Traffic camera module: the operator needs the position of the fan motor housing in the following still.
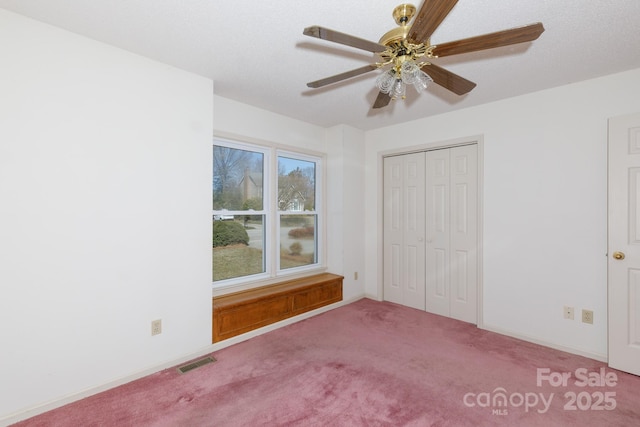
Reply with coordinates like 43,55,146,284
379,4,428,47
379,26,410,46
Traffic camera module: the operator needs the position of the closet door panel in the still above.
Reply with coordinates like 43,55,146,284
450,145,478,323
383,153,426,309
426,149,450,316
383,157,404,305
403,154,426,309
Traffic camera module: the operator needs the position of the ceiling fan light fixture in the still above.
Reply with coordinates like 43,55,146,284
375,69,406,100
375,69,397,94
400,60,419,83
391,78,406,99
413,70,433,93
375,60,433,99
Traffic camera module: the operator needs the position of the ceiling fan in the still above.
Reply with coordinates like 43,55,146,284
303,0,544,109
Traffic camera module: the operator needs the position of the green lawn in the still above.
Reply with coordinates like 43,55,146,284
213,245,312,281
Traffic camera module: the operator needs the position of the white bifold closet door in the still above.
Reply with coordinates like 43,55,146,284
383,144,478,323
383,152,426,310
425,145,477,323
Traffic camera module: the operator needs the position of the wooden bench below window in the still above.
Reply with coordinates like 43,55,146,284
212,273,343,343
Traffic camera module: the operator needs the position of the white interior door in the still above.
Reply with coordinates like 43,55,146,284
426,145,478,323
608,111,640,376
383,153,426,310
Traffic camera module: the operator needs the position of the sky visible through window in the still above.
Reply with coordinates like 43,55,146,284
279,157,312,175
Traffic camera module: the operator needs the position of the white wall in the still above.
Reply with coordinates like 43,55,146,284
326,125,366,301
0,10,213,421
213,96,326,151
365,67,640,360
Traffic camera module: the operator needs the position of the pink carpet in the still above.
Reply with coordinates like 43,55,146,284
14,298,640,426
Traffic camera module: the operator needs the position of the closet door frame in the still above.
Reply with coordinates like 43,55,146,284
378,135,484,328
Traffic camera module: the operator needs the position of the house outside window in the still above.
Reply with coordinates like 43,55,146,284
213,138,323,287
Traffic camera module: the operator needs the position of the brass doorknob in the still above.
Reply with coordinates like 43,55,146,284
613,251,625,260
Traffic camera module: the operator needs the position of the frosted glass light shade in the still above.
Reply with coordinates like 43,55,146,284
375,70,396,94
413,70,433,93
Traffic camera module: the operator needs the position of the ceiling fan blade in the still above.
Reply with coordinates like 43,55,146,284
423,62,476,95
303,26,387,53
307,64,378,88
432,23,544,58
408,0,459,44
372,91,392,109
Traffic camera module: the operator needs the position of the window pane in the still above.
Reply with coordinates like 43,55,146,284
278,156,315,211
213,215,265,281
213,145,263,211
280,215,316,270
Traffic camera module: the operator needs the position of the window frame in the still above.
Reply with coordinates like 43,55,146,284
212,136,326,291
276,149,322,274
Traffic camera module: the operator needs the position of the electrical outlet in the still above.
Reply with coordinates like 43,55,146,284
354,272,358,280
563,306,574,320
582,310,594,324
151,319,162,336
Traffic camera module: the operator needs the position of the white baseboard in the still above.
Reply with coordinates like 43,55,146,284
1,295,365,427
479,323,608,363
364,293,383,301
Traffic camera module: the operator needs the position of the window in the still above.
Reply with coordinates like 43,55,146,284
213,138,322,286
278,154,318,271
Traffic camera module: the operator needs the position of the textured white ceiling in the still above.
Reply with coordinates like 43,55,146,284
2,0,640,130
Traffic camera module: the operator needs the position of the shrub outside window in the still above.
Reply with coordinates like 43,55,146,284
212,143,267,282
